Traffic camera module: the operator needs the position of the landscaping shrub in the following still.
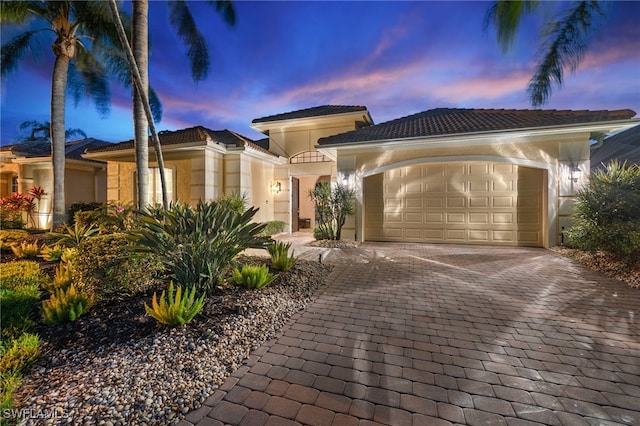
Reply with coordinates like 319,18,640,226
268,241,296,271
131,199,269,293
42,284,94,324
566,161,640,263
144,282,205,326
0,229,29,251
50,221,100,247
232,264,278,289
260,220,285,236
67,201,102,226
0,333,40,375
308,182,355,240
10,241,41,259
42,260,74,293
0,260,47,291
73,233,162,302
39,243,66,262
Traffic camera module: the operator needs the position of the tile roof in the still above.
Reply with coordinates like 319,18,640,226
252,105,368,124
318,108,637,145
85,126,277,157
590,124,640,169
1,138,112,160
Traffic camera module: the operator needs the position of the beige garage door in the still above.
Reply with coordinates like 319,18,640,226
364,162,544,246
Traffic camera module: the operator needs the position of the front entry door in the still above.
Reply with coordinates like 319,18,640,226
291,177,299,232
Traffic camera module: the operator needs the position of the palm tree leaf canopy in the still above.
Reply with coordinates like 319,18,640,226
528,1,605,106
167,0,210,82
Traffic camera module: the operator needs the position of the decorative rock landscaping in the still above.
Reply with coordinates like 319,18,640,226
14,260,332,425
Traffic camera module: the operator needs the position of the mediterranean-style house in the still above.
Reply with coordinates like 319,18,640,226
0,138,110,229
83,105,638,248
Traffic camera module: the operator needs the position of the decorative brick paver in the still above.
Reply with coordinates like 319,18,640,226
190,242,640,426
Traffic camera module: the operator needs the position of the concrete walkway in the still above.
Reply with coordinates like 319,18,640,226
183,240,640,426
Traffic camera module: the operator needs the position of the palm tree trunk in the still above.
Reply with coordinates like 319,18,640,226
133,0,149,208
50,52,70,230
107,0,168,208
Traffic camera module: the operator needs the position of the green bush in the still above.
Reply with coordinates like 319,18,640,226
144,282,205,326
39,243,66,262
0,229,29,251
42,284,94,324
232,264,278,289
268,241,296,271
10,241,41,259
566,161,640,263
49,221,100,247
131,199,269,293
67,201,102,226
73,233,162,302
313,221,337,240
260,220,285,236
0,333,40,375
308,182,355,240
0,261,43,339
0,261,46,291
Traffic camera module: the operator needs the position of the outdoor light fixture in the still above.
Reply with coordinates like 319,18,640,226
569,165,581,182
270,181,281,194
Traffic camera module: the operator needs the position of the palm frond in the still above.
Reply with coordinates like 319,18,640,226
484,0,539,52
0,1,33,24
149,86,163,123
528,1,605,106
65,128,87,140
167,0,210,82
209,0,237,26
1,30,42,76
71,45,111,117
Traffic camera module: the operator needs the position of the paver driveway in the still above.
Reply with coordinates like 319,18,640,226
182,243,640,426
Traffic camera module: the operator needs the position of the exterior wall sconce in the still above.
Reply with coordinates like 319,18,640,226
569,165,581,182
270,181,281,194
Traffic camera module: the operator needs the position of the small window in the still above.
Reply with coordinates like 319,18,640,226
11,176,18,193
290,151,332,164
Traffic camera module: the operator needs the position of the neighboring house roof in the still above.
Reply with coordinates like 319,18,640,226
85,126,277,157
252,105,368,124
590,124,640,169
317,108,637,145
0,138,112,161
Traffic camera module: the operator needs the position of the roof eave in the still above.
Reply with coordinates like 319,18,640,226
316,119,640,151
251,110,373,134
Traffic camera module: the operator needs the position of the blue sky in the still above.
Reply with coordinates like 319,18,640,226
1,1,639,144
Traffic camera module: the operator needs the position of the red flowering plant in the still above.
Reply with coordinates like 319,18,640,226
0,192,33,228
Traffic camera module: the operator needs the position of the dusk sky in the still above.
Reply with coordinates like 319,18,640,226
1,1,639,145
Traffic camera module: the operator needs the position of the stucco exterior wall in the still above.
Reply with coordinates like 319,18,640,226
268,124,358,158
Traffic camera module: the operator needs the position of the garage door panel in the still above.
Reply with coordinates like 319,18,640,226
446,229,466,241
426,213,444,223
405,212,423,223
469,213,489,224
469,197,489,208
493,197,513,208
406,198,423,208
447,197,466,208
469,230,490,242
365,162,544,247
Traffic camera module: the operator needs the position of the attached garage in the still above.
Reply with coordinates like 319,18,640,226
364,161,545,247
317,108,638,247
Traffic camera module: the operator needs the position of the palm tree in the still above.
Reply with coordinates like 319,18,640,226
129,0,236,209
18,120,87,142
486,1,607,106
1,1,121,229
